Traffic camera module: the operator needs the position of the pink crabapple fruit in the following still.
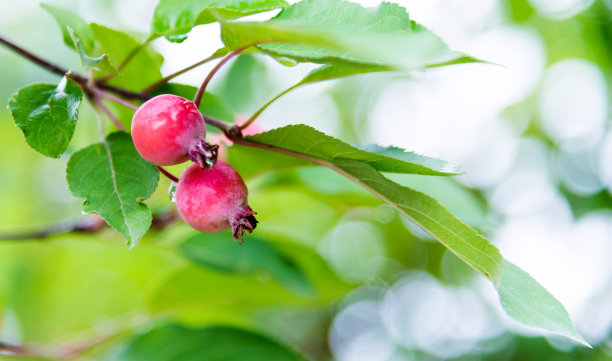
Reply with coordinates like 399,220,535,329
175,161,257,242
131,94,218,168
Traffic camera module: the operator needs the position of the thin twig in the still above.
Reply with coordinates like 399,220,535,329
92,87,139,111
98,35,155,83
142,53,220,94
241,83,300,130
0,35,72,78
193,46,251,108
93,96,126,131
157,166,179,183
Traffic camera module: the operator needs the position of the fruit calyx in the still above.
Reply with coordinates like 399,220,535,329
230,205,258,244
188,138,219,169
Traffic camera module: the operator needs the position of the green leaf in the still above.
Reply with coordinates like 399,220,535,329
245,125,503,283
334,159,502,283
152,0,289,42
66,132,159,248
179,232,313,295
41,3,94,52
109,323,306,361
221,0,468,69
7,76,82,158
90,24,163,91
498,261,589,346
248,125,459,176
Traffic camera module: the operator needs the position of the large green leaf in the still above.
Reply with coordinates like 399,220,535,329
109,324,306,361
41,3,94,51
91,24,163,91
498,261,589,346
152,0,289,42
244,125,502,283
243,125,588,343
221,0,466,69
7,76,82,158
66,132,159,248
179,232,313,295
248,124,459,176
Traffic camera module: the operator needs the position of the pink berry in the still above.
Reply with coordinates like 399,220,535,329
131,94,217,168
175,161,257,242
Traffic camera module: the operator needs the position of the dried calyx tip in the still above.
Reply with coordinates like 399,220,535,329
189,139,219,169
231,206,258,244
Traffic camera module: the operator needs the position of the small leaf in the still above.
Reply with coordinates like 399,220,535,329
245,125,503,283
7,76,82,158
498,261,589,346
152,0,289,42
68,27,118,75
41,3,94,52
108,323,306,361
221,0,471,70
179,232,313,295
248,124,459,176
66,132,159,248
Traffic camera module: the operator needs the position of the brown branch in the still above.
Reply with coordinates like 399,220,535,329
0,211,177,241
0,35,152,102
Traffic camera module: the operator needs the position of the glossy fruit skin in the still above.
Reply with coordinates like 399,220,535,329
175,161,257,240
131,94,205,166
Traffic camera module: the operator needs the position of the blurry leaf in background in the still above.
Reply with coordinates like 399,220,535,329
7,76,82,158
66,132,159,248
179,232,313,296
498,261,589,346
152,0,289,42
109,323,306,361
212,54,274,115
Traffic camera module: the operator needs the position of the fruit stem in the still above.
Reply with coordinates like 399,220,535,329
188,139,219,169
157,166,179,183
231,205,258,244
193,45,252,109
